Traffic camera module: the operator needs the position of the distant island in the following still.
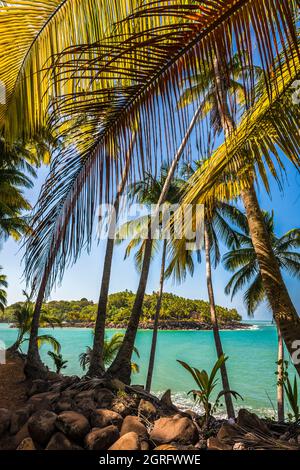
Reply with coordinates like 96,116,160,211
1,291,250,330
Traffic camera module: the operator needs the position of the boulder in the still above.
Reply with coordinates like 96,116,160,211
217,423,243,443
138,400,157,419
90,409,123,430
85,425,120,450
28,392,60,411
233,442,247,451
121,416,148,439
0,409,12,437
75,399,96,417
28,410,57,446
207,437,232,451
13,422,30,449
75,390,95,401
56,411,90,442
111,398,137,417
237,409,271,435
150,415,198,445
94,388,115,408
54,400,73,413
109,432,142,451
10,405,34,435
28,379,49,397
17,438,36,451
46,432,83,450
154,444,179,451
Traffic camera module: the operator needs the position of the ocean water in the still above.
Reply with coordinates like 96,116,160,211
0,322,285,418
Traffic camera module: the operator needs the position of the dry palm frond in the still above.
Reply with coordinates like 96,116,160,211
24,1,299,295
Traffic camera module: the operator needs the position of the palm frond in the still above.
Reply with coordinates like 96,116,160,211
37,334,61,354
22,1,299,300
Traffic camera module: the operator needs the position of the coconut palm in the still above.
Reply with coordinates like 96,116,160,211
223,212,300,421
8,291,61,354
168,167,248,419
80,333,140,374
14,2,299,379
113,165,184,389
0,266,7,312
47,351,68,374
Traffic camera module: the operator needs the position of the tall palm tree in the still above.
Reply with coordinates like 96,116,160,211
223,212,300,421
0,266,7,312
87,133,136,378
114,165,184,389
17,2,299,380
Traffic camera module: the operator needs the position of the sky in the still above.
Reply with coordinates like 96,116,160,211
2,157,300,321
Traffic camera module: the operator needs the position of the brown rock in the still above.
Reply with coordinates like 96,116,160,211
109,432,141,451
0,408,11,437
121,415,148,439
90,409,123,430
28,410,57,446
237,409,271,435
28,379,49,397
85,425,120,450
75,390,95,401
150,415,198,445
46,432,83,450
56,411,90,442
28,392,59,411
207,437,232,451
94,388,115,408
217,423,243,443
54,400,73,413
13,422,30,448
138,400,157,419
154,444,179,450
233,442,247,451
10,405,34,435
76,399,96,417
17,438,36,451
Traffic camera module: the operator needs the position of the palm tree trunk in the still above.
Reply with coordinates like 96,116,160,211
146,239,167,392
204,221,235,419
107,102,204,384
87,134,136,377
24,273,49,379
277,326,285,422
241,186,300,377
213,55,300,377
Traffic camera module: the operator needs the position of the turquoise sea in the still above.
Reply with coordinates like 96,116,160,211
0,322,285,418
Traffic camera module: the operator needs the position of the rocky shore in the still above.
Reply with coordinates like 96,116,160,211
7,320,252,330
0,355,299,451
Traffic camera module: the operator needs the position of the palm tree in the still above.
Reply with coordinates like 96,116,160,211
0,266,7,312
80,333,140,374
8,291,61,355
223,211,300,420
0,139,34,244
114,165,184,390
87,133,136,378
15,2,299,379
47,351,68,374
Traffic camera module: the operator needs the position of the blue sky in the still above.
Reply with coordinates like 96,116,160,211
2,157,300,321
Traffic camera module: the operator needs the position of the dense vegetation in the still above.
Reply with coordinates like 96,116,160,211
1,291,241,325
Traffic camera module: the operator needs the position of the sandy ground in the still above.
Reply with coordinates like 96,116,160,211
0,352,27,410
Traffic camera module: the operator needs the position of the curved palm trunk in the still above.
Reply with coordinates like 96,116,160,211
277,326,285,422
241,186,300,377
146,239,167,392
88,135,136,377
108,103,204,384
204,221,235,419
24,272,49,378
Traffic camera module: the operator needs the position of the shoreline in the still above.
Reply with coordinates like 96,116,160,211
3,320,253,331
